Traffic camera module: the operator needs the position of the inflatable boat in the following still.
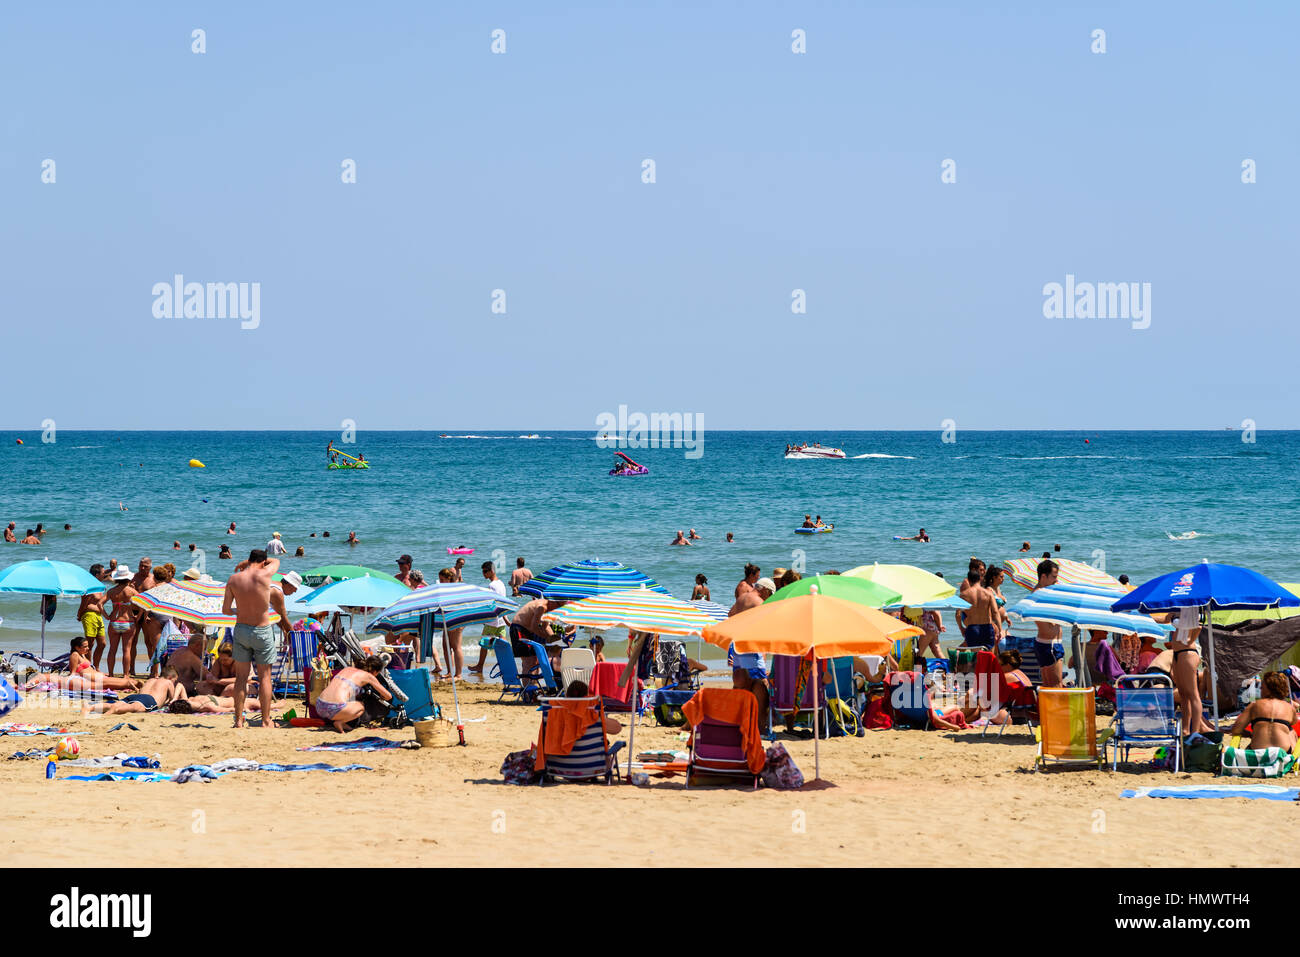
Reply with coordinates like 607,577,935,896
609,451,648,476
795,525,834,534
447,546,474,555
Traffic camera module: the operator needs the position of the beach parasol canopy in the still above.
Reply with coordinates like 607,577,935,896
701,592,922,780
687,599,731,622
1003,557,1123,591
517,560,668,600
133,577,282,629
301,565,400,587
842,563,955,606
368,582,518,633
1213,584,1300,627
766,574,902,609
1111,561,1300,723
0,559,117,656
1111,562,1300,614
296,576,411,612
543,589,718,637
1011,583,1170,638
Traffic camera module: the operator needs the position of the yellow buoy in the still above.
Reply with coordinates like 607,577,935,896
189,459,205,468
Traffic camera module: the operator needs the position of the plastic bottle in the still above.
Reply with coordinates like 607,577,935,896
45,760,56,780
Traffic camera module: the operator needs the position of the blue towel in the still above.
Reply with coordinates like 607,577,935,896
297,736,407,752
61,770,173,782
1122,784,1299,801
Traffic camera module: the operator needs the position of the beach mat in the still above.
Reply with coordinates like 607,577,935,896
297,735,414,752
60,770,173,782
1121,784,1299,801
0,723,82,736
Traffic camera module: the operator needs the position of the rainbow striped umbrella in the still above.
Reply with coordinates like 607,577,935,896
1002,557,1124,591
132,578,281,628
518,560,668,600
543,589,717,637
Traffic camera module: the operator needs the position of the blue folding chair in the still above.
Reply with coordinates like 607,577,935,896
521,640,561,695
888,670,935,729
488,637,531,702
1107,674,1181,772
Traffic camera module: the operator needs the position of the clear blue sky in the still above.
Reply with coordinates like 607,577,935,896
1,2,1295,430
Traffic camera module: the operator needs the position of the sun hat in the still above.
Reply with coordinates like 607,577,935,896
182,567,202,580
112,566,132,581
755,577,776,593
280,570,303,589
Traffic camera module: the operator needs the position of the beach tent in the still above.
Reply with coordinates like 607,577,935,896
1113,561,1300,721
701,590,922,780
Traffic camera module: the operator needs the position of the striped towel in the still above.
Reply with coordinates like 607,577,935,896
1221,746,1299,778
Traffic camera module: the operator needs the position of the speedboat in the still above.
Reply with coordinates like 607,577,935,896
784,445,845,459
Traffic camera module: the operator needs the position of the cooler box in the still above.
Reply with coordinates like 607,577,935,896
389,667,435,721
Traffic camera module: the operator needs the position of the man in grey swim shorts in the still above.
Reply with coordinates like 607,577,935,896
222,549,292,728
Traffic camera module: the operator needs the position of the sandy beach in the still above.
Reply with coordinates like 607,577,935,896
4,679,1290,868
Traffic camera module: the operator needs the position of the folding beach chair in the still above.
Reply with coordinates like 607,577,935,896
887,670,936,730
768,654,828,738
1107,674,1181,772
973,651,1038,738
1032,687,1112,770
684,688,764,789
521,640,561,695
559,647,596,693
488,637,532,703
536,696,624,785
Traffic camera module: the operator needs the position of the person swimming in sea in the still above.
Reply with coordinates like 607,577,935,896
670,530,690,546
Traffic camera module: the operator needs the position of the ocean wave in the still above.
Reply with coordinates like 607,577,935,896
1004,455,1117,460
1166,531,1205,540
851,453,916,459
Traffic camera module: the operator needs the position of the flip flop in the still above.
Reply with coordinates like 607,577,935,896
107,723,140,733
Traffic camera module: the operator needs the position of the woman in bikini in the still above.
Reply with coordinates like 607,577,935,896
1169,607,1215,734
105,567,140,678
1229,671,1297,750
24,637,140,692
314,656,391,732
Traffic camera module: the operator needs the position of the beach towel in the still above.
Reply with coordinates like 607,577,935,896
1220,745,1299,778
60,770,173,783
534,699,602,770
0,723,75,736
25,683,118,701
60,754,160,769
296,736,417,752
1122,784,1299,801
249,763,373,773
589,661,635,707
174,766,223,783
682,687,765,773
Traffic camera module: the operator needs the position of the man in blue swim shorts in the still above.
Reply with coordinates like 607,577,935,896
960,568,1002,649
1031,559,1064,686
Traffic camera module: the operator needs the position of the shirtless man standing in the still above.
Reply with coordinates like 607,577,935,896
77,564,109,670
729,577,773,616
960,569,1001,650
509,557,532,596
122,558,156,678
223,549,292,728
1032,559,1064,687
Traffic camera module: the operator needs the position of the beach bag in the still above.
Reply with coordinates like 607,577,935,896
501,747,539,785
825,697,861,737
1183,731,1224,773
761,742,804,789
863,692,893,730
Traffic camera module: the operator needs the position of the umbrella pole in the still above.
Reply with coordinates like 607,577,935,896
442,619,465,746
1070,625,1085,687
627,697,637,781
40,603,47,660
1204,605,1220,726
812,653,820,781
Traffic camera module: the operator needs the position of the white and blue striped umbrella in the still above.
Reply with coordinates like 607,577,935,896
1009,583,1169,638
518,559,668,600
688,599,731,622
368,582,518,633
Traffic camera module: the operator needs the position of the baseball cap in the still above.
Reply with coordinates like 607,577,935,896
755,577,776,593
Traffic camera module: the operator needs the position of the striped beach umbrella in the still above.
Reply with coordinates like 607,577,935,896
1009,583,1168,639
132,578,281,628
518,560,668,600
369,582,518,633
1003,557,1124,591
688,599,731,622
544,589,718,637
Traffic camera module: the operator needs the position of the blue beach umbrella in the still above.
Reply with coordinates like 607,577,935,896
296,576,411,612
518,560,669,600
369,582,520,745
0,559,109,657
1111,561,1300,721
1012,583,1169,638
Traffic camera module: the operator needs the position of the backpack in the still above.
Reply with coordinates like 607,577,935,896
761,742,804,789
825,697,862,737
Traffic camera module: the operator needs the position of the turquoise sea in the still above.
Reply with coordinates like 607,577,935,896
0,429,1294,655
